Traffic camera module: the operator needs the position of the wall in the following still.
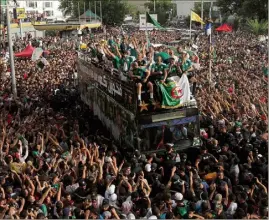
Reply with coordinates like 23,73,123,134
173,0,217,17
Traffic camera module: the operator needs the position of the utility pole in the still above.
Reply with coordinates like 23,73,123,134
6,2,17,97
208,4,212,84
154,0,156,12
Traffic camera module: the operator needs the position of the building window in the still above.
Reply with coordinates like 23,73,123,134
44,2,52,8
27,1,37,8
45,10,54,16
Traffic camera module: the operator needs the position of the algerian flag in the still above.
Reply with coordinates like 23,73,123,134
158,75,191,109
146,12,164,29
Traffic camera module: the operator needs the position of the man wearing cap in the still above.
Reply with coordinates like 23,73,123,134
173,192,188,219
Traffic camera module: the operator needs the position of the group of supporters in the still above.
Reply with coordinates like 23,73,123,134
85,32,198,106
0,26,267,220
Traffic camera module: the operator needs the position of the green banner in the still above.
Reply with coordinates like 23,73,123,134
146,12,164,30
158,81,181,109
1,0,7,6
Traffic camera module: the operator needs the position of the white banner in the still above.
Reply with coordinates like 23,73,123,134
31,48,43,61
169,74,191,103
139,14,158,30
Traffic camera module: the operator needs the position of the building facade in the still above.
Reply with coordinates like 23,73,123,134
16,0,63,19
173,0,217,17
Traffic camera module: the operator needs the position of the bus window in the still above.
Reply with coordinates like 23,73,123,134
139,120,199,152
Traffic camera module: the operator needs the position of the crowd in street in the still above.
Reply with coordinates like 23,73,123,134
0,27,267,219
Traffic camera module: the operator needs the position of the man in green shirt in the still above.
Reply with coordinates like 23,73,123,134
179,51,193,76
151,56,168,84
120,50,135,73
167,58,182,78
129,62,153,106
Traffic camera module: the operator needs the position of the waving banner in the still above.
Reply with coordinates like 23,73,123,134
31,47,43,61
158,74,191,109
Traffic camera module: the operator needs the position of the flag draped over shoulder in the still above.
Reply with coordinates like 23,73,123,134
146,12,164,29
191,11,205,24
158,75,191,109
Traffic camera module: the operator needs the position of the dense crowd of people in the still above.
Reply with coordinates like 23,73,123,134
0,26,268,219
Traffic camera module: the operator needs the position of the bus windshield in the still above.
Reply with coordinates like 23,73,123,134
139,118,200,152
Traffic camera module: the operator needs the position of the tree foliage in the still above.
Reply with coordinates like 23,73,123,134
144,0,177,25
246,19,268,36
59,0,129,25
217,0,268,21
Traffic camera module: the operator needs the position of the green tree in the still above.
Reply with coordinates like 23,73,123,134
217,0,268,21
144,0,176,25
59,0,129,25
193,2,210,20
246,18,268,35
125,3,139,21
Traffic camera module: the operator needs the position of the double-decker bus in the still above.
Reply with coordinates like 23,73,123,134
77,53,201,154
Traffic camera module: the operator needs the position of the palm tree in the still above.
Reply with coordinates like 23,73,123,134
246,18,268,36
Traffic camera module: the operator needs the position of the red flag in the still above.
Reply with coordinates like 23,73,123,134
260,97,267,103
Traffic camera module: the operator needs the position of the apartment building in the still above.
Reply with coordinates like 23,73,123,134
173,0,217,17
17,0,63,19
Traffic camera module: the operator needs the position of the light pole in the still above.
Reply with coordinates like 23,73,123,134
6,2,17,97
153,0,155,12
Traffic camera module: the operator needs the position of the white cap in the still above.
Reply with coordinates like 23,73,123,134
105,156,112,163
145,164,151,172
174,192,183,201
148,216,158,219
128,213,136,219
110,193,117,202
107,184,115,194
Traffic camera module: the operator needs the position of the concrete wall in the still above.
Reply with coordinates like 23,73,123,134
10,26,44,38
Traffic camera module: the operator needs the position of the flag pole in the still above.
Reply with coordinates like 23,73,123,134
78,2,80,23
208,5,212,84
83,2,86,22
146,11,149,50
89,2,91,22
6,3,17,98
189,11,192,40
201,0,204,29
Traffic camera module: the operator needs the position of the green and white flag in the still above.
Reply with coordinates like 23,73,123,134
158,75,191,109
146,12,164,30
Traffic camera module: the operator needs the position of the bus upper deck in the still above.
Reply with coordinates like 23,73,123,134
77,52,201,152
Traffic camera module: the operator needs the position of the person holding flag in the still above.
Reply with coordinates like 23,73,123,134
190,11,204,39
